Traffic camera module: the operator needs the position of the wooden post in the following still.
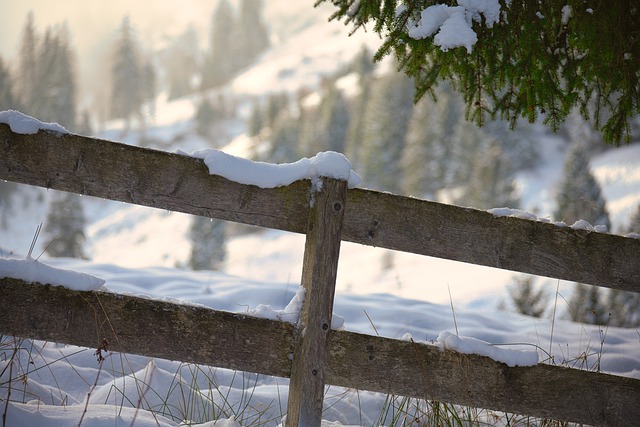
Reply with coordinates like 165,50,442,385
286,178,348,427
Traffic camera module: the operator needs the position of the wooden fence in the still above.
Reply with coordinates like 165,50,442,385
1,123,639,426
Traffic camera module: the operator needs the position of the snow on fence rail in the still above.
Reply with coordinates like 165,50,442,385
1,123,640,426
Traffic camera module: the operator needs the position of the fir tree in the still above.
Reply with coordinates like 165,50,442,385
164,25,201,100
110,16,145,131
44,191,87,259
189,216,227,271
34,25,77,128
313,81,350,154
360,71,415,193
569,284,609,326
0,56,19,111
195,97,216,137
247,98,264,137
266,112,302,163
17,12,38,115
201,0,236,89
460,139,520,210
508,276,548,318
234,0,270,71
319,0,640,145
554,141,610,227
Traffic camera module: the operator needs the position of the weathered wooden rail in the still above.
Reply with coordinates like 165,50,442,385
1,123,640,426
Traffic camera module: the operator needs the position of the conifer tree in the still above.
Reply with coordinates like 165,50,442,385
17,12,38,115
313,81,350,154
201,0,236,89
569,284,609,326
318,0,640,145
44,191,87,259
554,141,610,227
344,48,376,168
234,0,270,70
195,97,216,137
0,56,19,111
189,216,227,271
265,112,302,163
110,16,145,131
508,276,548,318
360,71,415,193
34,25,77,129
164,25,200,100
460,139,520,209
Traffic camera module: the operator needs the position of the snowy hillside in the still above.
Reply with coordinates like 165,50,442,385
2,1,640,424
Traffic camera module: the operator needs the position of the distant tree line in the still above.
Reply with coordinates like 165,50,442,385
246,46,537,209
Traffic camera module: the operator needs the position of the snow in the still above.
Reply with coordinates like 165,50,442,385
0,256,105,291
436,331,539,367
561,5,572,24
2,259,639,426
408,0,500,53
2,0,640,424
0,110,68,135
183,149,362,189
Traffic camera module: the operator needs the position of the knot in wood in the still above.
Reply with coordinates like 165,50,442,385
333,201,342,213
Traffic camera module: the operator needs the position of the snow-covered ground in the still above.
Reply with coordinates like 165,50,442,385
2,1,640,425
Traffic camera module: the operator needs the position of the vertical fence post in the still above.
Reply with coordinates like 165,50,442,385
286,178,348,427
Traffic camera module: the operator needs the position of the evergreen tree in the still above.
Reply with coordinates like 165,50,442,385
234,0,270,70
569,284,609,325
360,72,415,193
554,141,610,227
508,276,548,318
164,25,201,100
195,97,216,137
0,56,19,110
201,0,236,89
110,16,145,131
313,81,350,154
343,46,377,169
265,112,302,163
17,12,38,115
189,216,227,271
320,0,640,144
459,139,520,209
247,98,264,137
400,85,460,197
34,25,77,128
44,191,87,259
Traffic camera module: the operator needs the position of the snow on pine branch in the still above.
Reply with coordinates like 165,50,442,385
404,0,501,53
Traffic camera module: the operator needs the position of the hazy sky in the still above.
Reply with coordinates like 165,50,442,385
0,0,217,63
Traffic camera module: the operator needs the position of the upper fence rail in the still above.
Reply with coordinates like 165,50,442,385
2,123,639,292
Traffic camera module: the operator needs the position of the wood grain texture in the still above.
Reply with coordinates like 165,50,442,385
343,188,640,292
0,278,294,377
0,124,309,233
326,329,640,427
1,125,639,291
1,278,639,426
286,178,348,427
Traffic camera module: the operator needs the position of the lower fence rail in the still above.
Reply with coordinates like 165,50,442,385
1,278,638,426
